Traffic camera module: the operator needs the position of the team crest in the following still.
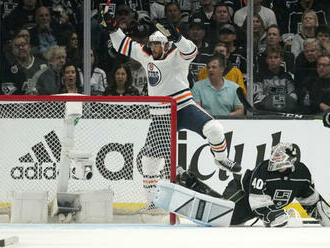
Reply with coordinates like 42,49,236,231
11,65,18,74
273,189,292,207
147,63,162,86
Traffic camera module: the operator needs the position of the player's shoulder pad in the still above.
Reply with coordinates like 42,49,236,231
292,161,312,180
252,160,270,177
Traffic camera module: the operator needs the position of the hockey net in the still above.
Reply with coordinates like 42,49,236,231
0,95,177,223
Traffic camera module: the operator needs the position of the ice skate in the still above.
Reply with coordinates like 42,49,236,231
215,157,241,173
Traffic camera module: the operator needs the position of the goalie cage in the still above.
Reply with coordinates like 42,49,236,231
0,95,177,224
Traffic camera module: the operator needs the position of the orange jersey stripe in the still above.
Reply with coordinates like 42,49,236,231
174,92,192,102
143,179,159,184
180,49,198,59
211,141,227,150
122,37,131,55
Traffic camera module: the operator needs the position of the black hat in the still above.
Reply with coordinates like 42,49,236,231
219,24,236,34
189,18,206,30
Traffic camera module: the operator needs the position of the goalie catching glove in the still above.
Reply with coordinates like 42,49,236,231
155,20,182,42
323,109,330,128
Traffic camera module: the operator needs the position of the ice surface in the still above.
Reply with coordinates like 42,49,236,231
0,220,328,248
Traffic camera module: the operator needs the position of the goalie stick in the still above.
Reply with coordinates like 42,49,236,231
0,236,19,247
236,87,306,119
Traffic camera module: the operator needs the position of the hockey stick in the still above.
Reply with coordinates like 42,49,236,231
104,0,111,14
0,236,19,247
100,0,111,28
236,87,305,119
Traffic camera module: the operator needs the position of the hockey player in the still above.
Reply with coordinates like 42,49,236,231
177,142,330,227
103,13,241,207
323,109,330,128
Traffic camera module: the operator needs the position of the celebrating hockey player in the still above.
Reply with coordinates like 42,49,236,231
176,142,330,227
103,11,241,208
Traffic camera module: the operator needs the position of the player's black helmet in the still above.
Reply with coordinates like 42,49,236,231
268,143,298,171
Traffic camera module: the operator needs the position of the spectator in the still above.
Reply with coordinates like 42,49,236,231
29,6,68,57
291,10,319,59
189,0,215,27
161,2,189,36
294,38,321,110
242,13,267,54
309,54,330,113
197,42,247,95
316,24,330,55
90,49,108,96
0,34,47,95
192,54,244,117
233,0,277,29
218,24,247,73
177,0,199,22
35,45,67,95
126,59,148,96
206,2,245,48
61,62,82,94
186,18,210,54
2,0,38,41
284,0,328,35
150,0,171,21
3,28,32,62
254,46,298,113
256,25,295,75
63,30,81,66
105,64,140,96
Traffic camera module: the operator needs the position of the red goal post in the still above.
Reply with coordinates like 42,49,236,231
0,95,177,224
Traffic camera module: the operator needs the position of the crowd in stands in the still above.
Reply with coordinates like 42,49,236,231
0,0,330,117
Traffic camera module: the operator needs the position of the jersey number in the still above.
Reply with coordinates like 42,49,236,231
252,178,264,190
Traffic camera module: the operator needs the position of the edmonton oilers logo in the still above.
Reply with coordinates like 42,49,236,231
147,63,162,86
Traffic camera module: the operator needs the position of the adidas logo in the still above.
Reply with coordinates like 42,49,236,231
10,131,61,180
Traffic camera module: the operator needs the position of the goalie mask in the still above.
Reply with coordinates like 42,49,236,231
268,143,298,172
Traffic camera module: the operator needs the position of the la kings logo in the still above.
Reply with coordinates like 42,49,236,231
11,131,60,180
273,190,292,207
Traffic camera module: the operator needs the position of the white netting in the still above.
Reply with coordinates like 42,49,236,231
0,97,176,214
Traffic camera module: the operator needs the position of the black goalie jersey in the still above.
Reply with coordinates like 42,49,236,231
230,160,318,225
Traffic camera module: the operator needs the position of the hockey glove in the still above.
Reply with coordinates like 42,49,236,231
155,20,182,42
101,12,118,33
322,109,330,128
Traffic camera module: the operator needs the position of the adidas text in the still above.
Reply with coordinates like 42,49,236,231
11,162,56,180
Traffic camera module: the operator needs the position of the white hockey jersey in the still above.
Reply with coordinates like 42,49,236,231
110,28,198,110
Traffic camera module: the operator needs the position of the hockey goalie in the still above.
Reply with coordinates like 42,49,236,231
154,142,330,227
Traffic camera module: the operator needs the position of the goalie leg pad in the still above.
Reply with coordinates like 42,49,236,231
154,181,234,226
315,200,330,227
